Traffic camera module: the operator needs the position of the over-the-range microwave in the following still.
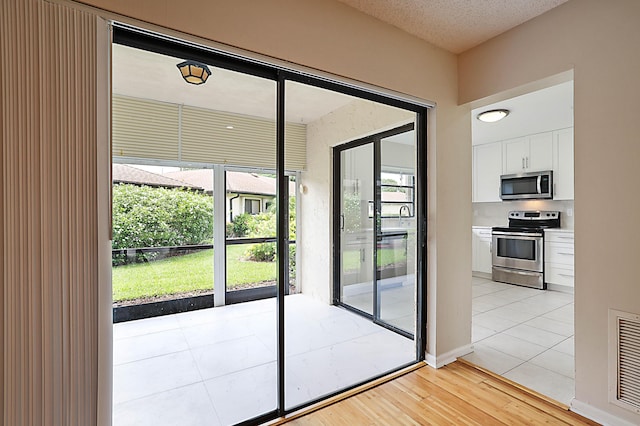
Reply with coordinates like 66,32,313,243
500,170,553,200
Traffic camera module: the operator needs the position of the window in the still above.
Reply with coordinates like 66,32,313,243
244,198,261,214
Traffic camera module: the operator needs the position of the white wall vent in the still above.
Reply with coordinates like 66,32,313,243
609,309,640,414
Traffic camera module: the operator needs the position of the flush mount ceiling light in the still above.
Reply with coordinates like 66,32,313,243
477,109,510,123
176,60,212,85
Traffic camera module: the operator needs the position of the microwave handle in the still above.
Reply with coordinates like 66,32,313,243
537,175,542,194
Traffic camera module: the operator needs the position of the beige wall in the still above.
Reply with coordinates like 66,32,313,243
77,0,471,363
459,0,640,423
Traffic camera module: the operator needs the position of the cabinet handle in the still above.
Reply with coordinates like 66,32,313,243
557,236,574,240
526,157,529,168
557,252,574,256
559,273,574,278
522,158,525,169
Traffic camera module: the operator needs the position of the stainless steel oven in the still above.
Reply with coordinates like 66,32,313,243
492,230,544,289
491,211,560,289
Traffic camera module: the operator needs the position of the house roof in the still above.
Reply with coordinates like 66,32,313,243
164,169,296,196
112,164,202,190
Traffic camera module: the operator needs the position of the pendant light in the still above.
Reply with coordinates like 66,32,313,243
176,60,212,85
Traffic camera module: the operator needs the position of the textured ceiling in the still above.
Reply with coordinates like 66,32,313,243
336,0,569,53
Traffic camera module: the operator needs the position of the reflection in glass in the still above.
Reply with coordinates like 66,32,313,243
377,130,417,335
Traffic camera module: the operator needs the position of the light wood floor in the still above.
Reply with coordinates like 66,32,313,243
284,361,599,425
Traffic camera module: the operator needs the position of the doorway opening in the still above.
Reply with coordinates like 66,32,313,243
468,79,575,405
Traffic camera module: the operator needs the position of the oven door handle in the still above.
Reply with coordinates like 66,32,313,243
493,266,541,277
492,231,543,238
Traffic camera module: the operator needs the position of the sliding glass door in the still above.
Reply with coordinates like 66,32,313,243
112,24,427,425
335,125,417,337
337,142,375,315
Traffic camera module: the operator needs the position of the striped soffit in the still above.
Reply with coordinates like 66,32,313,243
112,94,307,171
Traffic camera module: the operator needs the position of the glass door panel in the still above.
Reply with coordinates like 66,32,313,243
339,143,375,315
377,129,417,335
225,169,278,304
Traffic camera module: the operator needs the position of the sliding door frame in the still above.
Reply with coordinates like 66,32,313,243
112,23,428,423
332,123,417,339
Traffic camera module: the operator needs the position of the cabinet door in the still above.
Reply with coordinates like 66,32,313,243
553,128,574,200
477,236,493,274
473,142,502,202
503,138,528,174
472,228,493,274
528,132,553,171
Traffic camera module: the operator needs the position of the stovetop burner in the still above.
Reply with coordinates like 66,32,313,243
492,210,561,233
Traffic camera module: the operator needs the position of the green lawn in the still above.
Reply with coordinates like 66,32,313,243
113,245,405,302
342,247,407,272
112,245,275,302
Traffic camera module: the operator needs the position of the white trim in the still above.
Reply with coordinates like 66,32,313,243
571,399,638,426
213,165,226,307
425,344,474,369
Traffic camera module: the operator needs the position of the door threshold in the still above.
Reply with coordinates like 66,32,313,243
265,361,426,425
457,358,570,411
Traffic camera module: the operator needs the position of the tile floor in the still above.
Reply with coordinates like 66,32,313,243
462,276,575,405
342,275,415,334
113,294,415,426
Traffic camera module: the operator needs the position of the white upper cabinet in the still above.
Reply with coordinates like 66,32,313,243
553,127,574,200
473,142,502,202
503,132,553,174
472,128,573,202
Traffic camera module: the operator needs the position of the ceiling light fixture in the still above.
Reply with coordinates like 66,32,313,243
477,109,509,123
176,60,212,85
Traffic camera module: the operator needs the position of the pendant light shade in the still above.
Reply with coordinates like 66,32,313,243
176,60,211,85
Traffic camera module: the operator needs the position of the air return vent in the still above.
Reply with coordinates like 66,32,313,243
609,309,640,414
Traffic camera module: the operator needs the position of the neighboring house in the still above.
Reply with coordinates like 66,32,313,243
111,165,292,221
165,169,296,221
111,164,203,190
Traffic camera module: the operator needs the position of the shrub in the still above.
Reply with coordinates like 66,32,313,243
248,242,276,262
112,184,213,251
227,213,252,238
244,197,296,262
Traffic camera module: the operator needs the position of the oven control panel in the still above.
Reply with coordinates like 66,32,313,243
508,211,559,220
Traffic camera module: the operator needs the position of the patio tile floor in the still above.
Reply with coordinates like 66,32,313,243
113,294,415,425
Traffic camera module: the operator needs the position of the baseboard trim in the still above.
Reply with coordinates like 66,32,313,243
425,344,473,369
472,271,492,280
571,399,638,426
